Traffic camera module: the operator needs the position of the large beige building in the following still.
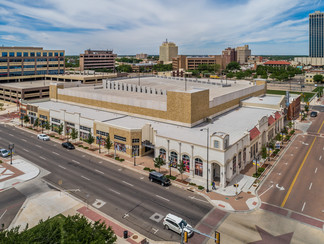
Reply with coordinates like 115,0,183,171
21,76,286,189
0,47,65,82
236,45,251,64
159,40,178,64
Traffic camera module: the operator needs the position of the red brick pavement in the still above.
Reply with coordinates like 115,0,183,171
260,203,289,217
290,212,324,229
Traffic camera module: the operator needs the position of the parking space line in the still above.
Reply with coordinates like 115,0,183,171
155,195,170,202
8,133,14,136
58,165,66,170
0,209,7,220
81,175,90,181
315,168,318,174
72,160,80,164
320,155,322,161
23,148,29,152
39,156,46,160
52,152,59,155
20,139,27,142
309,182,312,190
36,145,42,148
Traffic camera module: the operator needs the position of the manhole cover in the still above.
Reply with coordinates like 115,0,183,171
149,213,164,223
132,235,138,239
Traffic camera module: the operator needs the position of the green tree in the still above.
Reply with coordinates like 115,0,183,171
23,115,29,127
287,121,294,129
153,156,165,172
86,133,95,147
0,214,116,243
304,105,309,114
70,128,78,141
261,146,267,159
226,72,234,79
34,118,39,129
44,120,50,132
58,123,64,136
226,61,240,71
104,135,113,154
313,74,323,83
116,64,133,73
177,161,186,180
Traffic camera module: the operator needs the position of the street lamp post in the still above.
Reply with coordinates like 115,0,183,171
200,128,209,192
254,155,258,176
133,150,136,166
169,156,172,177
8,144,14,165
98,136,101,154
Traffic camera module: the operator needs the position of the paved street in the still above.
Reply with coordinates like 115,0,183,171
0,124,215,242
258,111,324,225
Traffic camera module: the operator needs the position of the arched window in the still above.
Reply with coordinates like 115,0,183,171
170,151,178,168
233,156,237,174
195,158,203,176
182,154,190,173
159,148,166,160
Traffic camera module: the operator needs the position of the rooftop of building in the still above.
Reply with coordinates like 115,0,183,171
264,61,291,65
0,80,53,89
30,99,278,147
242,95,284,105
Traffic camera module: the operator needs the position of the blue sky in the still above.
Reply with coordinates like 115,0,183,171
0,0,323,55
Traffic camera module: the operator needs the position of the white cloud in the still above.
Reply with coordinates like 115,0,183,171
0,0,319,55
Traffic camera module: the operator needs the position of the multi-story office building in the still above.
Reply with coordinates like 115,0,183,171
136,53,148,59
309,11,324,57
159,40,178,64
222,47,236,66
235,45,251,64
79,49,117,71
0,47,65,81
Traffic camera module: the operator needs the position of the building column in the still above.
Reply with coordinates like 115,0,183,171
220,165,226,188
191,145,194,178
167,139,170,165
78,112,81,140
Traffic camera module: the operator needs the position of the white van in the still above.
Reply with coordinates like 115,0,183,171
163,214,193,237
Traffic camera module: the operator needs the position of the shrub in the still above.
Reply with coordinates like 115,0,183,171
198,185,205,190
149,169,156,172
50,135,55,137
119,158,125,162
290,130,295,135
115,156,119,160
83,146,89,149
286,135,291,141
165,175,176,180
144,167,151,171
258,167,265,173
189,182,197,186
0,160,2,164
253,172,261,178
78,145,83,147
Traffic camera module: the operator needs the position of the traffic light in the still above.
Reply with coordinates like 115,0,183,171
184,231,188,243
215,231,220,244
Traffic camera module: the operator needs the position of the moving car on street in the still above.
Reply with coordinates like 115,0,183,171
310,111,318,117
0,148,10,158
149,171,171,186
37,134,50,141
62,142,75,150
163,214,193,237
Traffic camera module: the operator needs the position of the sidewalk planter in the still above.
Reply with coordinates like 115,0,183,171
166,175,176,180
197,185,205,190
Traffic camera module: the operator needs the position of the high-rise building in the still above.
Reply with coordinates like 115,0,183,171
0,47,65,80
159,40,178,64
235,45,251,64
79,49,117,71
309,11,324,57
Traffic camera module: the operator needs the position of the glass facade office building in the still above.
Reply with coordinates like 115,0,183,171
309,11,324,57
0,47,65,79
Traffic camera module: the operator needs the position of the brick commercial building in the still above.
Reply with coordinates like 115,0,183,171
159,40,178,64
79,49,117,71
0,47,65,82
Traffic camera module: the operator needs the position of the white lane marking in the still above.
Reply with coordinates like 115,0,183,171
0,209,7,220
58,165,66,169
188,196,209,204
98,161,103,164
39,156,46,160
23,148,29,152
140,177,144,180
8,133,14,136
81,175,90,181
82,155,86,157
155,195,170,202
52,151,59,155
320,155,322,161
118,168,122,171
152,228,159,234
259,184,274,197
301,202,306,212
309,182,312,190
109,188,121,195
36,145,42,148
122,181,134,187
95,169,104,174
315,168,318,174
20,139,27,142
72,160,80,164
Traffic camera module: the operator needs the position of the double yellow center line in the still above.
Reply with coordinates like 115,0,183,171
281,119,324,207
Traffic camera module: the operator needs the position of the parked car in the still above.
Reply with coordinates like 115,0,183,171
62,142,75,149
310,111,318,117
163,214,193,237
0,148,10,158
149,171,171,186
37,134,50,141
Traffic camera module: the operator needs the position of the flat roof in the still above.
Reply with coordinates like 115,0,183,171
242,95,283,105
0,80,54,89
31,100,277,147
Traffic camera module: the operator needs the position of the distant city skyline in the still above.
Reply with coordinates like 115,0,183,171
0,0,323,55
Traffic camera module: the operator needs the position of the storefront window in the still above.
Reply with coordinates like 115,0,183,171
233,156,237,174
132,145,139,156
195,158,203,176
115,142,126,153
170,151,177,168
159,148,166,160
182,154,190,173
80,131,89,140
